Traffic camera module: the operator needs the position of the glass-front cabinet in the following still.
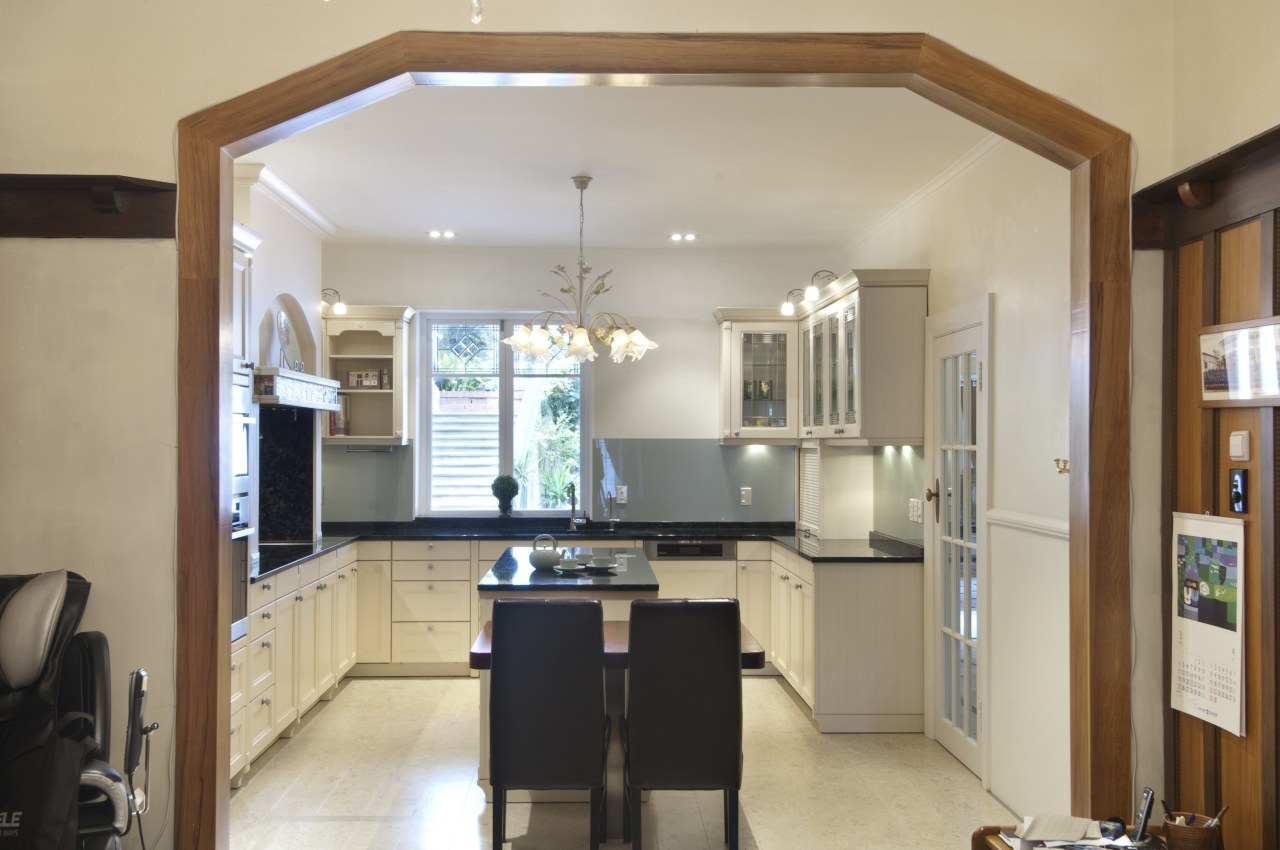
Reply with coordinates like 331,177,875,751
796,270,928,444
714,314,798,441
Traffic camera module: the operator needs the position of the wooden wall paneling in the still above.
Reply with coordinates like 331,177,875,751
1216,407,1263,850
1218,219,1264,323
176,32,1134,846
1264,406,1279,847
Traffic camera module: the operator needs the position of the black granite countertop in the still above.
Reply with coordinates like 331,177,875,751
478,545,659,592
322,518,793,541
772,532,923,563
251,535,358,582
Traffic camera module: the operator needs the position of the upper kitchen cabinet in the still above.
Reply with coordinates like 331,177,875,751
322,305,415,446
798,270,928,444
231,223,263,374
713,313,799,442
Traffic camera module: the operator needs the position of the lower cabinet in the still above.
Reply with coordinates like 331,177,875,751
736,541,772,656
651,560,737,600
356,542,392,663
770,554,815,706
229,541,359,787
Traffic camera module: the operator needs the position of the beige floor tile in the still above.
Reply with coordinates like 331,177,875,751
232,676,1012,849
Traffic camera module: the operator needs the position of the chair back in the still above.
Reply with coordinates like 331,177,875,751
626,598,742,789
489,598,606,789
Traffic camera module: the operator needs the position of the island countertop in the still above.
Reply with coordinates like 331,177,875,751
478,545,659,592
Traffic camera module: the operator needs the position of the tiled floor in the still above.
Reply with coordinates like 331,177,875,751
230,676,1013,849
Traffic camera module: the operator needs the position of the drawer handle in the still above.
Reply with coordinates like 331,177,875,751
261,639,272,648
427,625,434,631
261,697,271,706
338,573,346,580
319,582,328,590
262,582,272,590
352,565,358,573
262,611,272,620
794,583,802,590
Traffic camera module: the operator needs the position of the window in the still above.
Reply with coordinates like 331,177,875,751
423,316,584,514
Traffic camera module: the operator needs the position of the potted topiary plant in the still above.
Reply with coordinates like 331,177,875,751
491,474,519,517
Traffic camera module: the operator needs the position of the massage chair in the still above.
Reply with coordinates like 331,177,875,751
0,570,157,850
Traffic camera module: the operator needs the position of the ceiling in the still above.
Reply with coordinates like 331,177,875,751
244,83,993,251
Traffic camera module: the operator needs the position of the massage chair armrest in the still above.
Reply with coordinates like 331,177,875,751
78,758,130,835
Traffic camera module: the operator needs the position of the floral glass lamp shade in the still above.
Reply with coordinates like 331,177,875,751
502,175,657,365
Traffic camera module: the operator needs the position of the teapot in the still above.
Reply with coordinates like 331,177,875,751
528,534,562,570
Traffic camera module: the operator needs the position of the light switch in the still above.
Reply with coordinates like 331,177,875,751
616,485,628,504
739,487,752,506
1229,431,1250,461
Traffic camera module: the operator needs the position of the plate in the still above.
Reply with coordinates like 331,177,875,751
555,563,586,575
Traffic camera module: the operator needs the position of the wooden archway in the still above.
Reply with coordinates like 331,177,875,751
177,32,1131,848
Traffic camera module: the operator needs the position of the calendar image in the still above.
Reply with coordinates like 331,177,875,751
1170,512,1245,737
1176,534,1239,632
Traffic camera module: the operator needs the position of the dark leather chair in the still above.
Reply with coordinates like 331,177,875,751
623,598,743,850
489,598,609,850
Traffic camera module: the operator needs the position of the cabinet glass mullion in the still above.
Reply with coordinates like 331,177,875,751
740,331,789,429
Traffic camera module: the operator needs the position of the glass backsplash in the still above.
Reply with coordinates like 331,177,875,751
592,438,795,522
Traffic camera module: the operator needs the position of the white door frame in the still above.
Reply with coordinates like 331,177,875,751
923,293,992,784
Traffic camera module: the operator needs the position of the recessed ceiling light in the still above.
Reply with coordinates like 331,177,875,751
670,233,697,242
684,233,696,241
670,233,682,241
429,230,442,238
428,230,457,240
443,230,455,239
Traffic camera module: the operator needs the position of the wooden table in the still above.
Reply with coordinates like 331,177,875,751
468,619,767,670
470,617,765,839
971,823,1166,849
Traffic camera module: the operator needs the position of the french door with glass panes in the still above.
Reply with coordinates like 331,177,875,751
926,300,988,778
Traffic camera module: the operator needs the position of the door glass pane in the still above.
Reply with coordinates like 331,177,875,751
941,634,953,722
827,314,839,425
967,647,979,739
741,332,789,428
801,327,811,428
812,320,824,424
941,542,953,630
512,359,580,511
844,302,857,424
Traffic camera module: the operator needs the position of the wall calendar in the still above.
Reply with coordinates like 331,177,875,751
1171,512,1245,737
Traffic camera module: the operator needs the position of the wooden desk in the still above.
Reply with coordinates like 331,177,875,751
468,619,767,670
972,824,1166,849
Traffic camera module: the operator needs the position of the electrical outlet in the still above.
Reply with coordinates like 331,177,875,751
739,486,752,506
616,485,628,504
908,498,915,521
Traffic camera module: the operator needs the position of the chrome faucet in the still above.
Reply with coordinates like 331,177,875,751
566,483,587,531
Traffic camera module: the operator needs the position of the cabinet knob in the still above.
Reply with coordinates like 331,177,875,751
427,543,434,550
262,582,272,590
352,566,358,573
338,573,346,580
262,611,272,620
261,697,271,706
427,625,434,631
427,584,434,591
230,725,238,735
794,583,802,590
296,595,304,602
230,661,238,671
427,563,434,570
740,563,747,570
262,639,272,648
319,582,328,590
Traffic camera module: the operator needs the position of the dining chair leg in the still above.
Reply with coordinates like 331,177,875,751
493,787,505,848
726,788,739,850
622,781,632,842
590,786,602,850
629,786,643,849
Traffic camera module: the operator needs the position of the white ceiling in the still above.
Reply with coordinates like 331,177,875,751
244,83,993,251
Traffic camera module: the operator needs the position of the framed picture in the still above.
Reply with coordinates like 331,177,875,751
1199,316,1280,405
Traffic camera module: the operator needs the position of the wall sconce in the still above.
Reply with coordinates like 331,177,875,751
321,288,347,315
780,270,841,316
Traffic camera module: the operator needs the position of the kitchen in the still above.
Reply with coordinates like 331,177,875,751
222,80,989,846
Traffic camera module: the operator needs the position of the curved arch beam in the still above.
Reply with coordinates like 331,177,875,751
177,31,1131,847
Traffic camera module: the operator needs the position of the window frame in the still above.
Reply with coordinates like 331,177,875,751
417,311,591,517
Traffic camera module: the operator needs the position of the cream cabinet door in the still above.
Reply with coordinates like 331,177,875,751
315,575,336,696
272,593,298,733
356,560,391,663
736,560,771,655
295,581,319,714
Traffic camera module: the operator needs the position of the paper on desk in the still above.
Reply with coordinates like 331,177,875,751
1043,839,1133,848
1017,814,1101,841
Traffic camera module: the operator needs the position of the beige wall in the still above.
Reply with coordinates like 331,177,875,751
7,1,1280,844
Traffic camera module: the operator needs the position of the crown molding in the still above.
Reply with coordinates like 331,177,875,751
234,162,336,238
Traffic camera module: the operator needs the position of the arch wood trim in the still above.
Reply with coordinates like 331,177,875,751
177,31,1132,847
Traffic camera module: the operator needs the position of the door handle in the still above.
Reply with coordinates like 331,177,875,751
924,479,940,524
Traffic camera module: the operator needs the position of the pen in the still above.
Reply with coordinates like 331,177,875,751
1187,814,1196,826
1161,799,1171,819
1204,805,1229,828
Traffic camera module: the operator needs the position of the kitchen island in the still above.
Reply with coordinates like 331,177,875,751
474,545,660,827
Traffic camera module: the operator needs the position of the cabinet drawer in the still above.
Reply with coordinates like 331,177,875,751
229,706,248,777
247,629,276,697
248,576,280,613
391,580,470,621
393,540,470,561
393,560,470,581
391,621,471,663
359,539,391,560
271,566,300,602
246,685,276,760
477,540,523,561
738,540,771,560
249,599,276,641
229,644,248,717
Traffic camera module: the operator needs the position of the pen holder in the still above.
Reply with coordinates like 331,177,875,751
1163,813,1221,850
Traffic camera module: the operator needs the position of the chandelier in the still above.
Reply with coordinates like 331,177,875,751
502,175,658,364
